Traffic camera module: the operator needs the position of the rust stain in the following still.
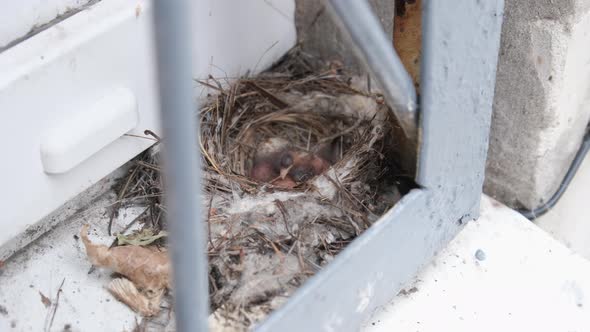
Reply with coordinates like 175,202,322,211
135,4,142,18
394,0,422,89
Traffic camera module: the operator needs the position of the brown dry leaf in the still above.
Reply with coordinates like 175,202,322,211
39,291,51,308
108,278,162,316
80,225,171,292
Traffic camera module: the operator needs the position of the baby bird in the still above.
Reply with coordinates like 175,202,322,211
287,150,331,182
249,138,336,188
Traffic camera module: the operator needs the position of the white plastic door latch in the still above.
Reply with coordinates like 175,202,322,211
40,87,138,174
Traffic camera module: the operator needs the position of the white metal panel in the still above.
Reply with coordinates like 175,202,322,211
40,87,139,174
0,0,95,50
0,0,295,253
193,0,296,79
0,0,160,252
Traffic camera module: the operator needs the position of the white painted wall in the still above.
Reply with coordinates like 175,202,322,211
0,0,296,257
193,0,296,80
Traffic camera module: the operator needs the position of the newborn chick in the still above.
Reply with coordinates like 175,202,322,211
287,150,331,182
249,146,333,188
286,139,339,183
249,150,294,183
248,137,291,181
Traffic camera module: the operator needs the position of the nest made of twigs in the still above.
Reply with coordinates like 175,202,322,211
99,50,409,331
199,57,395,193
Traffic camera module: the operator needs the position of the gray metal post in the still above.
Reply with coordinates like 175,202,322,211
152,1,208,331
257,1,504,331
328,0,418,141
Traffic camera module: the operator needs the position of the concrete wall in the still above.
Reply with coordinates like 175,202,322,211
485,0,590,209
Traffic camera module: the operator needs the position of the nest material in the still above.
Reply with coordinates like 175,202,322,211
86,51,407,331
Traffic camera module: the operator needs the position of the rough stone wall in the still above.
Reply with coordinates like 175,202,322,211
485,0,590,209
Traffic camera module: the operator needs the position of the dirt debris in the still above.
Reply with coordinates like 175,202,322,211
39,291,51,308
108,278,164,317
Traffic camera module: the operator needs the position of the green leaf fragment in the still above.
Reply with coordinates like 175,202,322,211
117,229,168,246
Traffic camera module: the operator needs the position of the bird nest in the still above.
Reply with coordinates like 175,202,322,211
81,51,409,331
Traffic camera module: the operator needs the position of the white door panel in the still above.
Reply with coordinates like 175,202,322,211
0,0,95,50
0,0,295,255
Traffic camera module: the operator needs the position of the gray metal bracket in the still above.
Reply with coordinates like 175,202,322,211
151,0,504,331
330,0,419,142
257,1,504,331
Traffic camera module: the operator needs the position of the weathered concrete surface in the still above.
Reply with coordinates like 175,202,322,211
485,0,590,209
294,0,394,71
363,196,590,332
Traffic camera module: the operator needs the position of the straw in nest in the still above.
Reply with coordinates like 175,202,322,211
82,50,408,331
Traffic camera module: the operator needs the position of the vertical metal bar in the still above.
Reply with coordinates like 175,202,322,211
152,1,208,331
328,0,418,141
418,0,504,214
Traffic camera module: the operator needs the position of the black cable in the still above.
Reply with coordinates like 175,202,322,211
518,125,590,220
